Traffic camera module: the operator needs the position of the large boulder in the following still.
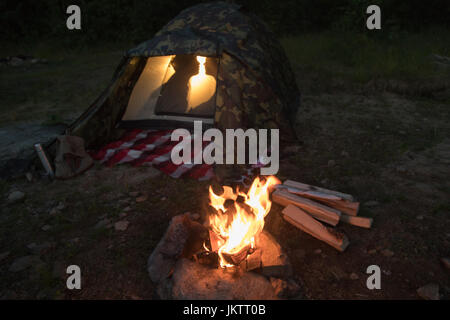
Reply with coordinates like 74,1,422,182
147,214,207,283
164,258,277,300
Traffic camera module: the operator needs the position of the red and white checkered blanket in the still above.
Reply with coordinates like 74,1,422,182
90,129,215,181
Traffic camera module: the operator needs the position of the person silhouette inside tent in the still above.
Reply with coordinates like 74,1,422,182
155,54,217,118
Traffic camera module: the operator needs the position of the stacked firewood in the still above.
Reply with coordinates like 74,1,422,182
272,180,373,252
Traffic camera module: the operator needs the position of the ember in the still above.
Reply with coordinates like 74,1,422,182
207,176,280,268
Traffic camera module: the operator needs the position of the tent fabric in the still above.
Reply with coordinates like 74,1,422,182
67,1,299,151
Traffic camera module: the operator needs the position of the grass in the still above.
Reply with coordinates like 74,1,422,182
282,29,450,82
0,42,131,125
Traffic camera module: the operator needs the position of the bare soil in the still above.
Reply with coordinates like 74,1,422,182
0,50,449,300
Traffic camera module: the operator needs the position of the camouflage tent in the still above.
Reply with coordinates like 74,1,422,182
67,1,300,150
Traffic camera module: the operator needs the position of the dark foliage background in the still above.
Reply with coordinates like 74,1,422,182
1,0,449,44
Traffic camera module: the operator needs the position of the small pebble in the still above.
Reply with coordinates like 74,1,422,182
381,249,394,257
440,257,450,270
364,200,379,207
349,273,359,280
135,195,148,203
114,220,129,231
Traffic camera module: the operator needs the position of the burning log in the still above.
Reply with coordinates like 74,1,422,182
282,180,360,216
239,247,262,272
272,189,340,226
282,204,349,252
207,176,281,268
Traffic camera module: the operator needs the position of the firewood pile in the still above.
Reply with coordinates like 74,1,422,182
272,180,373,252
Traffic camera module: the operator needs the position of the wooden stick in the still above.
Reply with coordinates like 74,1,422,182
340,215,373,229
284,180,355,202
273,189,341,226
283,180,359,216
282,204,349,252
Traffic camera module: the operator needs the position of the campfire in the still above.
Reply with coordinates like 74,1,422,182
206,176,280,268
147,175,372,299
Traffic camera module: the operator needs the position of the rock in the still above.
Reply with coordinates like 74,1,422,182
327,160,336,167
314,249,322,254
416,215,424,220
126,168,161,185
136,195,148,203
25,172,33,182
123,206,132,212
114,220,129,231
129,191,140,197
349,273,359,280
396,166,407,174
364,200,379,207
341,150,349,157
8,191,25,203
440,257,450,270
119,212,127,218
270,277,301,298
163,258,277,300
381,249,394,257
258,231,292,278
9,255,39,272
41,225,52,231
95,218,111,229
161,196,167,201
0,251,10,262
9,57,24,66
417,283,440,300
147,214,207,284
56,202,65,210
49,207,59,215
27,241,54,254
190,213,200,220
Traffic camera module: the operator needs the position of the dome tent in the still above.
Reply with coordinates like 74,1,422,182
67,1,300,151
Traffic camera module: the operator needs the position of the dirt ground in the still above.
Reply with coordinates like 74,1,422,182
0,48,449,300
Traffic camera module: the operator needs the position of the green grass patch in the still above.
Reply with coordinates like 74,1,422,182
282,30,450,82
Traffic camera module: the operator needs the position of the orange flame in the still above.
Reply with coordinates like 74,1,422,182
208,176,280,268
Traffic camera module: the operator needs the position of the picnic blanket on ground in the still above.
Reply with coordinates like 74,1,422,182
90,129,214,181
90,129,267,183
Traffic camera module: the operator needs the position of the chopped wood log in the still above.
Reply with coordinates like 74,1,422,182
239,247,262,272
340,215,373,229
209,230,221,252
273,189,340,226
284,180,355,202
283,180,359,216
282,204,349,252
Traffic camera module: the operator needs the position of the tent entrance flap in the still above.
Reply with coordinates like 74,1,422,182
121,55,218,124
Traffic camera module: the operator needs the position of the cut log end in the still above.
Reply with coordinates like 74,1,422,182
282,204,349,252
